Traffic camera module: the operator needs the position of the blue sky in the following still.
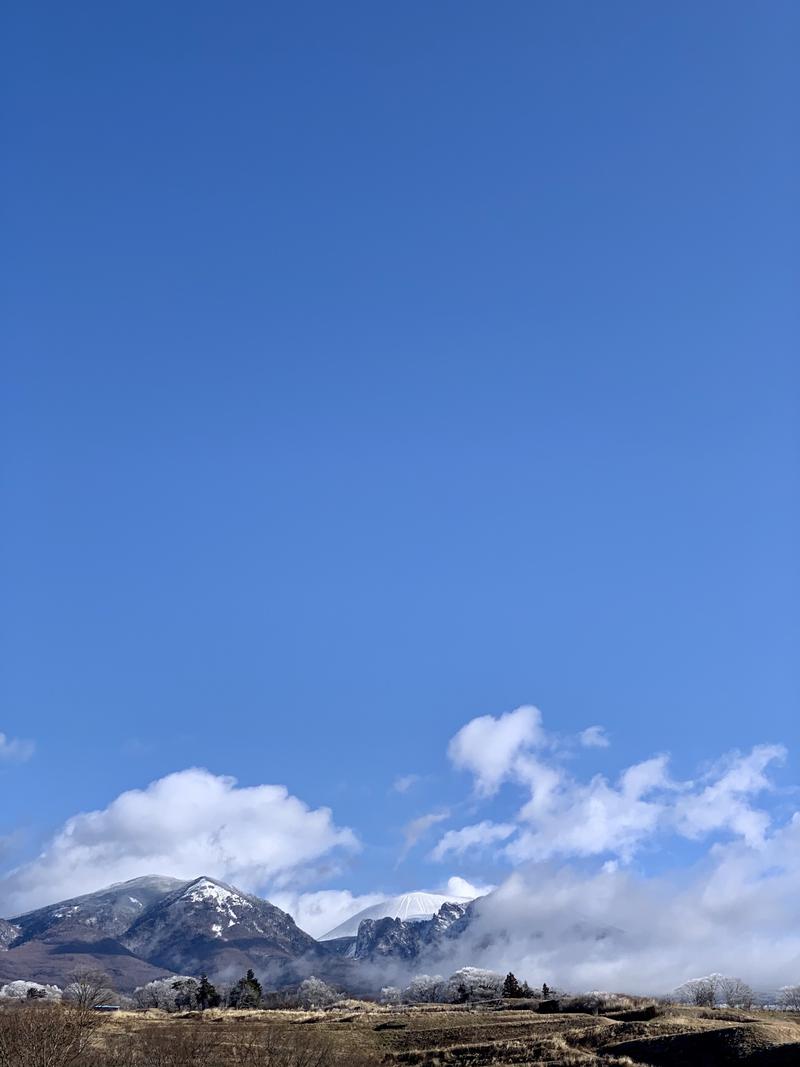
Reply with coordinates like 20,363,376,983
1,2,798,945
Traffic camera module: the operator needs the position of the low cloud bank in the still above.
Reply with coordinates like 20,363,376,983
421,817,800,993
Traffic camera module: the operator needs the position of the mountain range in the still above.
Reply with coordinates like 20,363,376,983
0,876,480,992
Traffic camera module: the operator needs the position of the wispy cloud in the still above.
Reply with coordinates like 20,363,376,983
392,774,420,794
399,810,450,861
579,725,610,748
430,820,516,861
0,732,34,763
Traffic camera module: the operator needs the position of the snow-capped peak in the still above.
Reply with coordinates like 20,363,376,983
176,878,256,930
183,878,237,906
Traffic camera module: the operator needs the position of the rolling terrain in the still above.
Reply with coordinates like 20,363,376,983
61,1001,800,1066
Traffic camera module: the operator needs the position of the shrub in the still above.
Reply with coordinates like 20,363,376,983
0,1002,97,1067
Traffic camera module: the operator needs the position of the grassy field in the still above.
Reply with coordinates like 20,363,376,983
80,1001,800,1066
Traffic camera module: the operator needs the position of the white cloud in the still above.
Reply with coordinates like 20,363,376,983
437,814,800,992
271,888,385,939
579,726,610,748
399,811,450,860
448,709,786,867
672,745,786,847
448,706,543,796
0,733,34,763
509,759,669,863
392,774,420,794
444,876,494,899
430,821,516,862
0,768,357,915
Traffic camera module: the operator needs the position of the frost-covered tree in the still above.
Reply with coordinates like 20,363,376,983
404,974,445,1003
674,974,723,1007
380,986,402,1005
297,976,337,1008
719,977,754,1009
443,967,504,1003
132,976,197,1011
779,985,800,1010
0,980,62,1001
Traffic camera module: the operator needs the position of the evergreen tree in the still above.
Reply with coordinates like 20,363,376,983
197,974,221,1010
229,968,263,1009
503,973,522,998
520,980,533,998
542,983,551,1000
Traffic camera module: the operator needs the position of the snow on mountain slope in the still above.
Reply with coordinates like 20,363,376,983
10,876,186,944
122,876,318,973
0,920,19,951
320,891,473,940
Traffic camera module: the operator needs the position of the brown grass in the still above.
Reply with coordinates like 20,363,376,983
2,999,800,1066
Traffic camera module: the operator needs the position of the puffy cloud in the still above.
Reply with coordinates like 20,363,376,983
509,759,669,863
444,876,494,899
271,888,385,939
580,726,610,748
448,706,543,796
0,732,34,763
430,821,517,862
447,709,786,867
672,745,786,847
0,768,357,915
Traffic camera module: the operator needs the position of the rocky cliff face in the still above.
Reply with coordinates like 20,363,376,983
352,899,471,962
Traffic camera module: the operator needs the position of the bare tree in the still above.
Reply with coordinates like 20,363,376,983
779,985,800,1010
719,977,754,1009
63,968,115,1009
674,974,721,1007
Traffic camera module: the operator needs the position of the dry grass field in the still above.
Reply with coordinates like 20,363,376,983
10,1000,794,1067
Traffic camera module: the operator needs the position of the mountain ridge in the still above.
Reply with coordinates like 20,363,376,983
0,874,482,992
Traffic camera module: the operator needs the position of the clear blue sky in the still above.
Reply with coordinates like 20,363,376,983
1,2,797,908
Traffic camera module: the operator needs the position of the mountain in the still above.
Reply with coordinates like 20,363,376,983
321,891,474,940
0,876,486,992
0,937,179,992
10,876,186,945
351,899,472,962
121,877,319,978
0,920,19,951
